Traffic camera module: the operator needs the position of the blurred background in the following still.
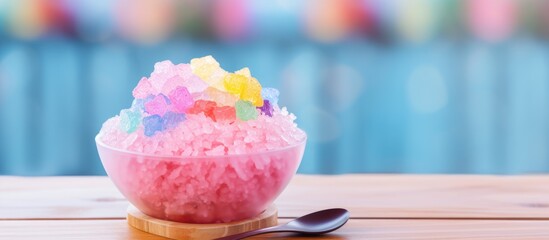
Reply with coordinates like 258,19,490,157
1,0,549,175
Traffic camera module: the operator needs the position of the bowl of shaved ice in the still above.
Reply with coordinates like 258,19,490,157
96,56,306,223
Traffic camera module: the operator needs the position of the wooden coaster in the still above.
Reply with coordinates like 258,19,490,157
127,205,278,240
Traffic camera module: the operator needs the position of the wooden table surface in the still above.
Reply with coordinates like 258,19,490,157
2,174,549,239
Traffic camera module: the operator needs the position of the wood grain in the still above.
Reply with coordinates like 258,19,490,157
0,176,127,220
127,204,277,240
3,175,549,220
276,174,549,219
2,219,549,240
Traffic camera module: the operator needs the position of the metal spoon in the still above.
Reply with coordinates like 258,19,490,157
216,208,350,240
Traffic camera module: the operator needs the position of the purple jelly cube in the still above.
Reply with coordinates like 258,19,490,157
258,100,273,117
143,115,165,137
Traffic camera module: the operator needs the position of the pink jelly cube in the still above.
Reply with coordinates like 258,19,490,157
169,86,193,113
144,94,170,116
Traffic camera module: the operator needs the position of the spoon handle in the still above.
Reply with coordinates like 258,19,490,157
215,226,289,240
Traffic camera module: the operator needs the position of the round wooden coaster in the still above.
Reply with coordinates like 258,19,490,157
127,205,278,240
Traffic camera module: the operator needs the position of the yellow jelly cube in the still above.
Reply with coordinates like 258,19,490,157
235,67,251,77
190,55,220,80
224,73,248,96
240,77,263,107
191,56,227,91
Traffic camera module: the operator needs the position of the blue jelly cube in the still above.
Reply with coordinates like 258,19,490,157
119,109,141,133
143,114,165,137
163,111,186,129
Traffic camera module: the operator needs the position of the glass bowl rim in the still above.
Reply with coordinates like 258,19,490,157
95,132,307,160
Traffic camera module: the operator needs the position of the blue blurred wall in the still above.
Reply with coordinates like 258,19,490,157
1,37,549,175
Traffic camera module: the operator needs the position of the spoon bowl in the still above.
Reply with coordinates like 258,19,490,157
216,208,350,240
286,208,350,234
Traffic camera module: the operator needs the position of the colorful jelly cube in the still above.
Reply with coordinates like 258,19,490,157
240,77,263,107
119,109,141,133
235,67,251,77
235,100,257,121
224,74,263,107
213,106,236,122
169,86,193,113
144,94,170,116
190,56,227,91
187,100,218,120
163,111,186,129
223,73,248,96
143,114,165,137
258,100,273,117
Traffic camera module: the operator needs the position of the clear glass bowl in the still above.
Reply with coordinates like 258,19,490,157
95,134,306,223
